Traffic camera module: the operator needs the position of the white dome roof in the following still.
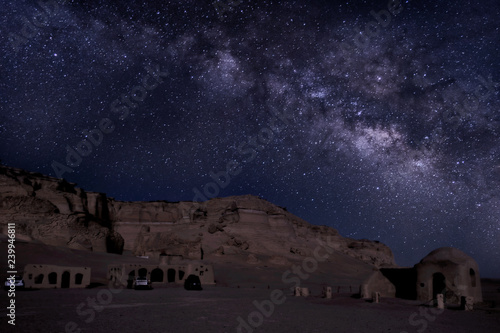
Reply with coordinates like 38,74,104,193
419,247,476,265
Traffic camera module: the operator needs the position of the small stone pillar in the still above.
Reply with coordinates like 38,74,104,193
301,287,310,297
461,296,473,311
323,286,332,299
294,286,301,296
437,294,444,309
372,291,380,303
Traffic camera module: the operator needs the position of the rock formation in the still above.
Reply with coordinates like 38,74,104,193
112,195,395,268
0,165,123,253
0,164,395,268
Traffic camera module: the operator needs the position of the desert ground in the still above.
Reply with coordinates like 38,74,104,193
1,240,500,332
2,283,500,333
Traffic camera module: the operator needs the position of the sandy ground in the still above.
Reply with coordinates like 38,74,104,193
1,239,500,332
2,284,500,333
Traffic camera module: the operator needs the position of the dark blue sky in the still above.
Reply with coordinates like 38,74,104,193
1,0,499,277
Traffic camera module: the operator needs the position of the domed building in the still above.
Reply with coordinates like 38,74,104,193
414,247,482,304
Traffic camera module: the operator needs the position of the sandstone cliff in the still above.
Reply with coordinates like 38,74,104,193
0,165,123,253
110,195,395,267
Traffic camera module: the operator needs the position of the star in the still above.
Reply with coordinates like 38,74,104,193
1,0,499,277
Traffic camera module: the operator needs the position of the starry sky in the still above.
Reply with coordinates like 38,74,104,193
1,0,499,277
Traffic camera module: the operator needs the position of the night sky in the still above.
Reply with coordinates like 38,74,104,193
1,0,499,277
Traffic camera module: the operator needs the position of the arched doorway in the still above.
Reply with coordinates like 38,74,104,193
167,269,176,283
151,268,164,282
138,268,148,277
61,271,70,288
432,272,446,299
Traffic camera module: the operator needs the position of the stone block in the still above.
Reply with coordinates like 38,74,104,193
323,286,332,299
437,294,444,309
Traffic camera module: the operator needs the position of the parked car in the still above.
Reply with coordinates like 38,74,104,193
133,276,152,290
184,274,202,290
4,275,24,291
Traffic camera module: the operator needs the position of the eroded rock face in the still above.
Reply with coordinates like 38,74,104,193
0,164,395,268
343,239,395,267
112,194,395,268
0,165,123,254
109,201,195,223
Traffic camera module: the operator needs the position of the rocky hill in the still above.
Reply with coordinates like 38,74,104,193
0,165,123,253
0,164,395,268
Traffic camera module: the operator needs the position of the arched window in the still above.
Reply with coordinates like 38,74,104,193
470,268,476,287
75,273,84,285
48,272,57,285
34,274,44,284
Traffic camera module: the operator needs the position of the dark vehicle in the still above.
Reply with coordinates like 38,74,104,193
184,274,202,290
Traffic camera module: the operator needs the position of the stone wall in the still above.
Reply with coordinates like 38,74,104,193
107,262,215,287
23,264,91,289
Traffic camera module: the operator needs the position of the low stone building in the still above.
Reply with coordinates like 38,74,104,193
23,264,91,289
360,270,396,298
414,247,482,304
107,257,215,288
361,247,483,305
